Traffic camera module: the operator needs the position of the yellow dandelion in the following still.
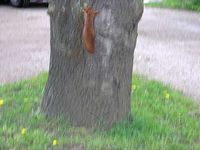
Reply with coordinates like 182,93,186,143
132,84,137,91
165,93,170,99
53,139,58,146
0,99,4,107
21,128,27,135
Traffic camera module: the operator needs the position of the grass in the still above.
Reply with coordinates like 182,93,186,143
146,0,200,12
0,73,200,149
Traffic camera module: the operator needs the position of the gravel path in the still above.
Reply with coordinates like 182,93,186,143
0,6,199,101
134,7,200,101
0,6,50,84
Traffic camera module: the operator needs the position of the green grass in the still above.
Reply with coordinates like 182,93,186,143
0,73,200,149
146,0,200,12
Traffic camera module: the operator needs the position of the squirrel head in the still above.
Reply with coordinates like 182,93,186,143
83,5,99,18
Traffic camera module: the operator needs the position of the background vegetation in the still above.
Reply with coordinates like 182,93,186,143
146,0,200,12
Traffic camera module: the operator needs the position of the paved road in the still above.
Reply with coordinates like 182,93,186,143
0,6,200,101
134,8,200,101
0,5,50,84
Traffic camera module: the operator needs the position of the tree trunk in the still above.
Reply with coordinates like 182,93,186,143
41,0,143,129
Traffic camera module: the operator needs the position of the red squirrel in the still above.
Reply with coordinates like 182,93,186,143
82,5,99,54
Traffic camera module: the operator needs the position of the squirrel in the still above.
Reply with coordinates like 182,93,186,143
82,5,99,54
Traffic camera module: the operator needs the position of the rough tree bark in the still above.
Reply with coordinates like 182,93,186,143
41,0,143,129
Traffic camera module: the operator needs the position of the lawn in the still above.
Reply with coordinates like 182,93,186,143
0,73,200,149
146,0,200,12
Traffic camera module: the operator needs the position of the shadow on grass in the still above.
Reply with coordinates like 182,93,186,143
105,114,168,139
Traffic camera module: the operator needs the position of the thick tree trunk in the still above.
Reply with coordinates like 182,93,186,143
41,0,143,129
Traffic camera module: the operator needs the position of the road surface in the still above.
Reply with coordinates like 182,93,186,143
0,5,50,84
134,8,200,101
0,6,200,101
